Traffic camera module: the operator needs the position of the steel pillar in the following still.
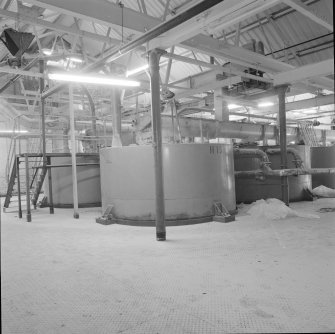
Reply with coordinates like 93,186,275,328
214,88,229,122
111,88,123,147
69,84,79,219
47,156,54,214
25,154,31,222
149,49,166,241
16,156,22,219
276,84,289,206
39,60,47,166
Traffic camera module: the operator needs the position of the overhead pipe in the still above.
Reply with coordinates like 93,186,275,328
276,85,289,205
80,85,97,141
234,146,335,178
147,114,335,142
233,148,271,171
159,115,296,141
265,147,304,168
111,88,123,147
42,0,224,99
235,167,335,178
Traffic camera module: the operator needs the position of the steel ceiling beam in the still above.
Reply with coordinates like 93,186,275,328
282,0,333,32
174,73,243,99
182,34,334,91
41,0,226,99
147,0,281,50
273,58,334,87
0,8,120,45
0,67,44,78
254,94,335,115
25,0,161,33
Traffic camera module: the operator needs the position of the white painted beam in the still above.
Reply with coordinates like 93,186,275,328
0,9,120,45
0,67,44,78
182,34,334,91
273,59,334,86
174,71,243,99
282,0,333,32
254,94,335,115
285,94,335,111
25,0,161,33
208,0,280,33
147,0,280,51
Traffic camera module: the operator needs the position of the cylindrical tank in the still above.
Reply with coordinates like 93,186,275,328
235,145,312,203
100,143,236,226
311,146,335,189
43,154,101,207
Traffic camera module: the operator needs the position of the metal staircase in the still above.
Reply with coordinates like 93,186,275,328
31,166,47,208
3,130,43,212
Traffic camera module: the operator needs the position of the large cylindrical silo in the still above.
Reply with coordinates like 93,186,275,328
99,143,236,226
234,145,312,203
43,154,101,207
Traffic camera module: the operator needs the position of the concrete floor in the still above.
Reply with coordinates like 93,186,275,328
1,198,335,333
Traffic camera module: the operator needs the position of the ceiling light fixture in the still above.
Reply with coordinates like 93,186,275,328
258,101,274,107
0,130,28,133
48,73,141,87
42,49,52,56
67,57,83,63
126,64,149,77
228,104,242,110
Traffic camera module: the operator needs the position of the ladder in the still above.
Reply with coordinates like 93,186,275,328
31,166,47,208
3,155,35,213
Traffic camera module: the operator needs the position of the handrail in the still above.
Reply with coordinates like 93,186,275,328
5,121,17,183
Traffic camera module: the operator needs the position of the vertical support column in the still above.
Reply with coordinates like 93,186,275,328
276,84,289,206
214,88,230,144
214,88,229,122
39,60,47,167
25,154,31,222
149,49,166,241
111,88,123,147
69,84,79,219
40,59,52,213
47,156,54,214
16,156,22,219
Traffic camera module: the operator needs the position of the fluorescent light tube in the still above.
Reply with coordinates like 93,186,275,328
258,102,274,107
48,73,140,87
42,49,52,56
228,104,242,110
67,57,83,63
126,64,149,77
0,130,28,133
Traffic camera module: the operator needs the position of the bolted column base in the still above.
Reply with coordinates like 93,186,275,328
156,232,166,241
